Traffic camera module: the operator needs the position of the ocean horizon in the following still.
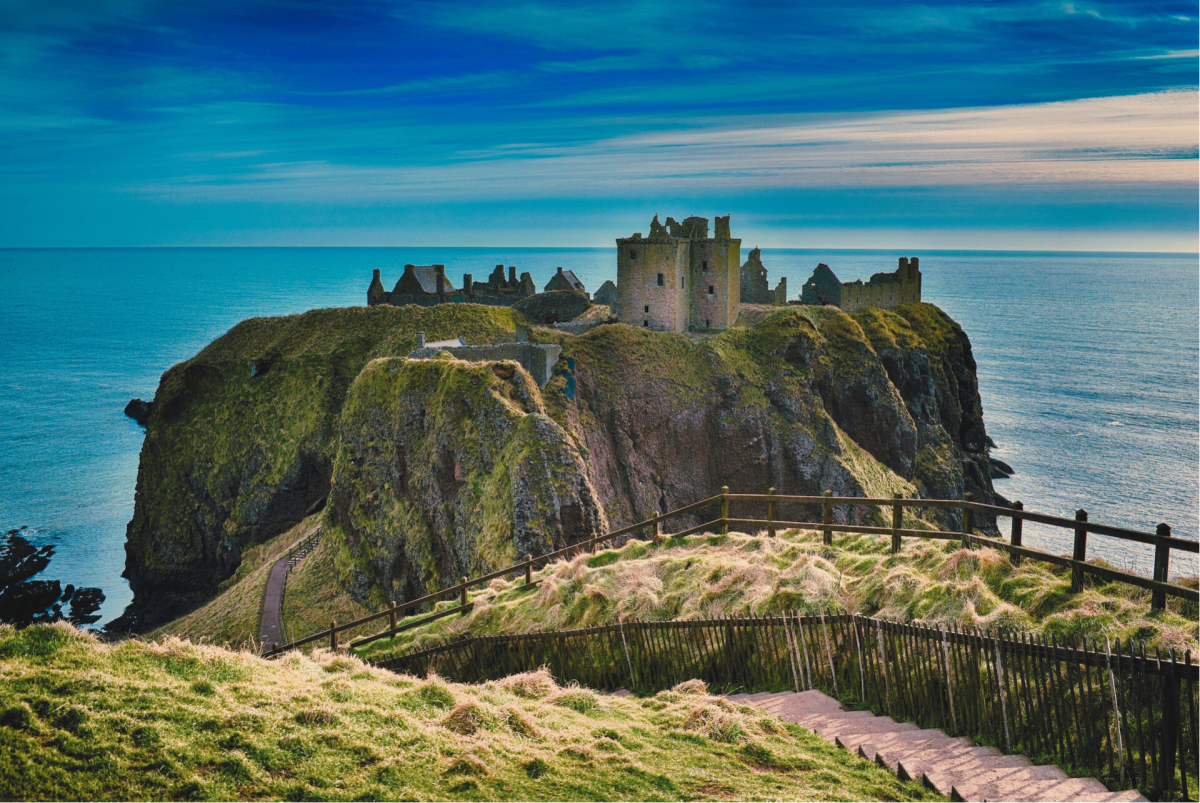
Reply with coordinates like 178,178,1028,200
2,246,1196,627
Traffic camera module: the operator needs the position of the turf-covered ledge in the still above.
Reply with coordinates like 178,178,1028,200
354,528,1198,661
0,623,941,802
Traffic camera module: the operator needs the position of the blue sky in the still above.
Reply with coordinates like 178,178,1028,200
1,0,1196,249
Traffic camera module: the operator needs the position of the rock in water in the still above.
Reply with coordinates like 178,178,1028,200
124,398,153,426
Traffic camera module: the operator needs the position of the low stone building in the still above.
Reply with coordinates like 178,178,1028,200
800,258,922,312
408,331,562,388
593,280,618,312
544,267,587,297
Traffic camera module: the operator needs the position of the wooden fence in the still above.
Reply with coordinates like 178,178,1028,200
369,613,1198,802
263,488,1197,657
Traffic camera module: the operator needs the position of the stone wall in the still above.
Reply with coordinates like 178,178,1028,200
409,342,563,388
800,258,921,312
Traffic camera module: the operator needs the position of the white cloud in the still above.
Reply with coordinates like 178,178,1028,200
130,89,1199,201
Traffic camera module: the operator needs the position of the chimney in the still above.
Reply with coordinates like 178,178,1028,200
508,265,517,285
557,266,563,274
463,273,473,296
373,268,381,280
910,257,919,270
417,331,426,348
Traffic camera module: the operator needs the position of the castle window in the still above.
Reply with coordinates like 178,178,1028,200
656,273,664,286
681,276,685,288
707,285,714,295
702,261,708,270
630,250,637,260
644,305,649,313
643,320,648,327
705,319,710,328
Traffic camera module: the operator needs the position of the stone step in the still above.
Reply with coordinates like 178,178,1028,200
725,688,1144,803
834,728,948,754
812,717,919,739
916,755,1032,795
949,767,1089,802
787,709,875,728
865,736,975,766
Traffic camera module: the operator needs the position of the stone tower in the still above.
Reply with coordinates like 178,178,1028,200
615,214,741,332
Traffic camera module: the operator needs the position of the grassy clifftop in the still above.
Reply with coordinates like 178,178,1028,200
0,623,940,802
356,527,1197,662
120,304,524,631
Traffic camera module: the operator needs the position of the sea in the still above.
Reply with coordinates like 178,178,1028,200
1,248,1196,627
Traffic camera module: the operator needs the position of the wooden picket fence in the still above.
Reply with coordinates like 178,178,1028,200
369,613,1198,801
262,488,1197,658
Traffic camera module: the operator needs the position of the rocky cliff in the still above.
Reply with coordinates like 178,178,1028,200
115,301,998,631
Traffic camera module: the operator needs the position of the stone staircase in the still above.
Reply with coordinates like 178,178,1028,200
726,690,1146,802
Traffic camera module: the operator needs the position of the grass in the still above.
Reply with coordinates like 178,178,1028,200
280,529,373,646
0,623,942,802
356,528,1198,661
152,516,324,650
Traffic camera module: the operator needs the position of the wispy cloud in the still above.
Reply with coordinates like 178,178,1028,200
122,90,1197,203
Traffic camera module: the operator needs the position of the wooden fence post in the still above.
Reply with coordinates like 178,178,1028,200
389,604,397,636
525,554,533,585
330,621,338,651
1010,501,1023,566
1151,524,1171,611
767,487,776,538
891,492,903,554
962,492,974,549
653,510,662,543
721,486,729,535
460,577,469,614
1072,510,1087,592
822,490,833,546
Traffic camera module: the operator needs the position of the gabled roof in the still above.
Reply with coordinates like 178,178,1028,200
413,265,454,294
544,267,586,294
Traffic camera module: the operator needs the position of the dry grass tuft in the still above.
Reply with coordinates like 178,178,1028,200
441,703,491,735
672,679,708,695
499,667,559,699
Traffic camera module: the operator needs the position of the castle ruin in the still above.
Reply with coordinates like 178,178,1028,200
739,247,787,305
616,214,741,332
368,263,539,307
800,258,922,312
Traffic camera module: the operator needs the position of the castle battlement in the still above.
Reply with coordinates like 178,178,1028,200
800,257,922,311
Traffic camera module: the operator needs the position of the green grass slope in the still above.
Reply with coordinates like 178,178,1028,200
151,515,323,650
0,623,940,802
356,528,1198,661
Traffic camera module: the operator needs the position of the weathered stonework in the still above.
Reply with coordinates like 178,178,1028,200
616,214,741,332
738,247,785,305
543,267,588,297
801,258,922,312
368,264,538,308
592,280,618,314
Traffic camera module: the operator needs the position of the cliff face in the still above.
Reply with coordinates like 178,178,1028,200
112,305,522,631
116,301,997,631
541,303,995,532
328,356,605,610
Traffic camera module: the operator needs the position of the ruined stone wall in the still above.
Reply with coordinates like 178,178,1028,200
617,237,689,332
839,257,921,313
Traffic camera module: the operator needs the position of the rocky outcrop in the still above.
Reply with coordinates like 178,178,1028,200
111,304,523,632
116,300,999,631
123,398,153,427
539,303,997,532
329,356,605,608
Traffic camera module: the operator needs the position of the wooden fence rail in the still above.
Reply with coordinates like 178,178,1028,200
263,488,1197,657
369,613,1198,802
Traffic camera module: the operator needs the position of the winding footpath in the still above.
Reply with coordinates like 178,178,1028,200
257,532,322,653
